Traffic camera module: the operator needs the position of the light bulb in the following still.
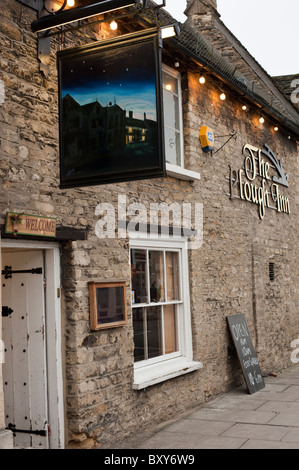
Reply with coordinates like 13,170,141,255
220,92,226,101
199,76,206,84
259,116,265,124
67,0,75,6
110,20,118,31
165,84,172,91
242,105,247,111
274,126,279,132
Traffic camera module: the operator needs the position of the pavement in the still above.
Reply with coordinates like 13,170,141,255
118,363,299,449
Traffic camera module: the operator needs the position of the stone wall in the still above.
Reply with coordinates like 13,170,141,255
273,74,299,113
0,0,299,449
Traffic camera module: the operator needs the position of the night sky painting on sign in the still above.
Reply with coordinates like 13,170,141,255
58,31,165,188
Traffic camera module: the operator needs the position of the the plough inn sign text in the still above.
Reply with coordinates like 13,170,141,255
229,143,290,219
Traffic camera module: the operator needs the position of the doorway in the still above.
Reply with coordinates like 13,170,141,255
1,241,64,448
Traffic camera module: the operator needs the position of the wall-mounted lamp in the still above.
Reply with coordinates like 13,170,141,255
220,92,226,101
242,105,247,111
199,75,206,84
160,23,180,39
259,116,265,124
32,0,145,33
274,126,279,132
43,0,76,14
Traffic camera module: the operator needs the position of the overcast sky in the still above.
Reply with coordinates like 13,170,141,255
164,0,299,77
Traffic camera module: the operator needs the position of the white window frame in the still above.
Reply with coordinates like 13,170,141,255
162,64,201,183
130,233,202,390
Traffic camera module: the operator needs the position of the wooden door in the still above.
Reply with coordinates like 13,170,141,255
2,250,49,448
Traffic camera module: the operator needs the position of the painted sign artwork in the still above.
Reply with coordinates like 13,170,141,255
58,31,165,188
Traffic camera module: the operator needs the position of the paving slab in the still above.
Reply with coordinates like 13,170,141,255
221,423,290,441
205,395,267,411
240,439,299,449
282,428,299,443
268,412,299,426
163,418,233,436
137,431,208,450
257,400,299,413
189,408,277,424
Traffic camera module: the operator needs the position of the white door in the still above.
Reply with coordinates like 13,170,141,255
2,250,49,448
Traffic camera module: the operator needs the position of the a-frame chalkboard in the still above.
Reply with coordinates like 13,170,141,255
227,314,265,394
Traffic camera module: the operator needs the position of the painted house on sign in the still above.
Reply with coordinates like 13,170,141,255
0,0,298,450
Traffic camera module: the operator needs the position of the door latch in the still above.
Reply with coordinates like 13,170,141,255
6,423,47,437
1,266,43,279
2,306,13,317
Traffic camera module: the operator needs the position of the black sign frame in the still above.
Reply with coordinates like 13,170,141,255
57,29,165,189
227,314,265,394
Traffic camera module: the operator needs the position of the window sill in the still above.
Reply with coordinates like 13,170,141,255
133,357,203,390
166,163,201,182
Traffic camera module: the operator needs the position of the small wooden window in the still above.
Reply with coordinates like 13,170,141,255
89,281,127,330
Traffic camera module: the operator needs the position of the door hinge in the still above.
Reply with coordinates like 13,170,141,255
57,288,61,298
1,266,43,279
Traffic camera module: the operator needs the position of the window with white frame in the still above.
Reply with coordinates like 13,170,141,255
130,235,202,389
162,65,184,168
162,65,200,182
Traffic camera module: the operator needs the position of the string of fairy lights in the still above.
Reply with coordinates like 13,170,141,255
198,74,292,139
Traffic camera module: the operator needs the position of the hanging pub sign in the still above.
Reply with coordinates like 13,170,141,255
228,143,290,219
57,29,165,189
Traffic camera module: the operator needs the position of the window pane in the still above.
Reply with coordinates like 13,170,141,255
163,90,177,128
163,305,178,354
149,251,164,302
131,249,148,304
133,308,145,362
163,72,178,95
147,306,162,359
164,127,182,166
165,252,180,301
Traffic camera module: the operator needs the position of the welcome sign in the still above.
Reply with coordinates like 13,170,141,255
228,143,290,219
5,212,57,238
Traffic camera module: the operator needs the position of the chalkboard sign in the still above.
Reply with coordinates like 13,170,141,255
227,314,265,394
